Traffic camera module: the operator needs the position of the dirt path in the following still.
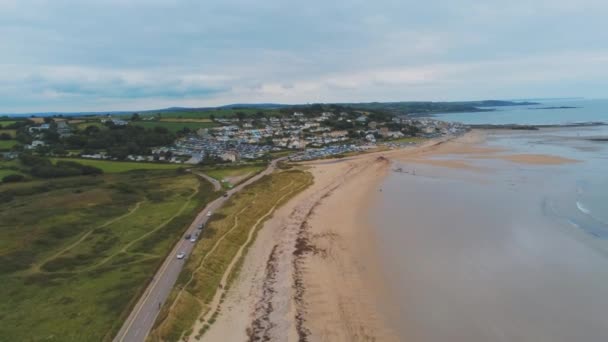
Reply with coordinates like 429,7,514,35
33,200,144,273
77,184,200,272
186,180,305,341
38,183,200,274
169,203,253,314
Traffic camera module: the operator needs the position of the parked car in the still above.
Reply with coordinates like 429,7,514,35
207,211,212,217
184,234,191,240
223,192,229,197
176,252,186,259
190,236,196,242
197,224,204,230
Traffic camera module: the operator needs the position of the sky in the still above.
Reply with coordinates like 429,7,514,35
1,0,608,113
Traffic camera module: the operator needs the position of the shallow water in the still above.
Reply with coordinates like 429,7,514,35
432,99,608,125
372,128,608,342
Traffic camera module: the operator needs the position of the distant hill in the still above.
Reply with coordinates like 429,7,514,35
1,99,539,118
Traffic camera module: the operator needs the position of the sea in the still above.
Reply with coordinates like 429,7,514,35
372,99,608,341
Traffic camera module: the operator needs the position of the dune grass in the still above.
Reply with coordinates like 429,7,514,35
0,170,218,341
148,170,312,342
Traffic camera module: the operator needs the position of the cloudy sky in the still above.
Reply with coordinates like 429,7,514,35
1,0,607,113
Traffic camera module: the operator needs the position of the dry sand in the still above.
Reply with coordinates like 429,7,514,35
196,130,580,342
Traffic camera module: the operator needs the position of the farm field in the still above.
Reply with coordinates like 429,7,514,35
0,140,18,150
75,121,105,130
0,120,19,127
0,170,218,341
159,118,213,123
149,170,312,341
131,121,218,133
0,129,17,138
145,108,282,119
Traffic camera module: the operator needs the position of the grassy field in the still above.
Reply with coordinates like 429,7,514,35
0,120,18,127
203,165,265,188
140,108,283,120
148,170,312,342
131,121,218,133
75,121,105,130
0,139,18,150
0,129,17,138
50,158,184,173
0,170,219,341
159,118,213,123
0,169,24,179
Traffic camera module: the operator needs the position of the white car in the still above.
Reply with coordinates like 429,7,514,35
206,211,212,217
176,252,186,259
189,236,196,242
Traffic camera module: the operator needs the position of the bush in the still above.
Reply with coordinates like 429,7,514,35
21,156,104,178
2,174,25,183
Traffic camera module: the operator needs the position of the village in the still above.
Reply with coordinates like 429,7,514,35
2,110,468,164
146,112,468,163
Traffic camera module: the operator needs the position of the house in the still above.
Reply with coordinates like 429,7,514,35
196,128,211,138
26,140,46,149
56,121,71,136
355,115,367,123
28,124,50,133
288,139,307,149
220,151,239,162
304,122,320,129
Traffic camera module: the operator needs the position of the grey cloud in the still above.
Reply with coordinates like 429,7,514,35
1,0,607,112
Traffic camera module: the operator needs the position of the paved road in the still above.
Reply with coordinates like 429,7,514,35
113,159,282,342
193,171,222,191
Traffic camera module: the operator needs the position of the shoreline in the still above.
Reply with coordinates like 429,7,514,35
197,130,581,341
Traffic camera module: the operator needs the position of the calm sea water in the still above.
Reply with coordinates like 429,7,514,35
372,107,608,341
432,98,608,125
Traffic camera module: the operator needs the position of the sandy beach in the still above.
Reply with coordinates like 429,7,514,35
196,130,583,342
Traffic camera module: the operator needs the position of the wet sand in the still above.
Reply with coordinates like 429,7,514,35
197,130,593,341
375,130,608,342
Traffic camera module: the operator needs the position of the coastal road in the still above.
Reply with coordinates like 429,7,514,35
113,159,283,342
193,171,222,191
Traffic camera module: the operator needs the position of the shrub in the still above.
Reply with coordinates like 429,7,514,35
2,174,25,183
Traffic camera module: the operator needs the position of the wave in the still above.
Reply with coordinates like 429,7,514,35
577,201,591,215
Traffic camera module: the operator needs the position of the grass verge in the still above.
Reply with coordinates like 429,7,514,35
148,170,312,342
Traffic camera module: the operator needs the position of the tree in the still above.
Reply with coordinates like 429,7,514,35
255,111,266,119
209,114,216,122
236,112,246,121
131,113,141,121
84,125,101,135
0,133,11,140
